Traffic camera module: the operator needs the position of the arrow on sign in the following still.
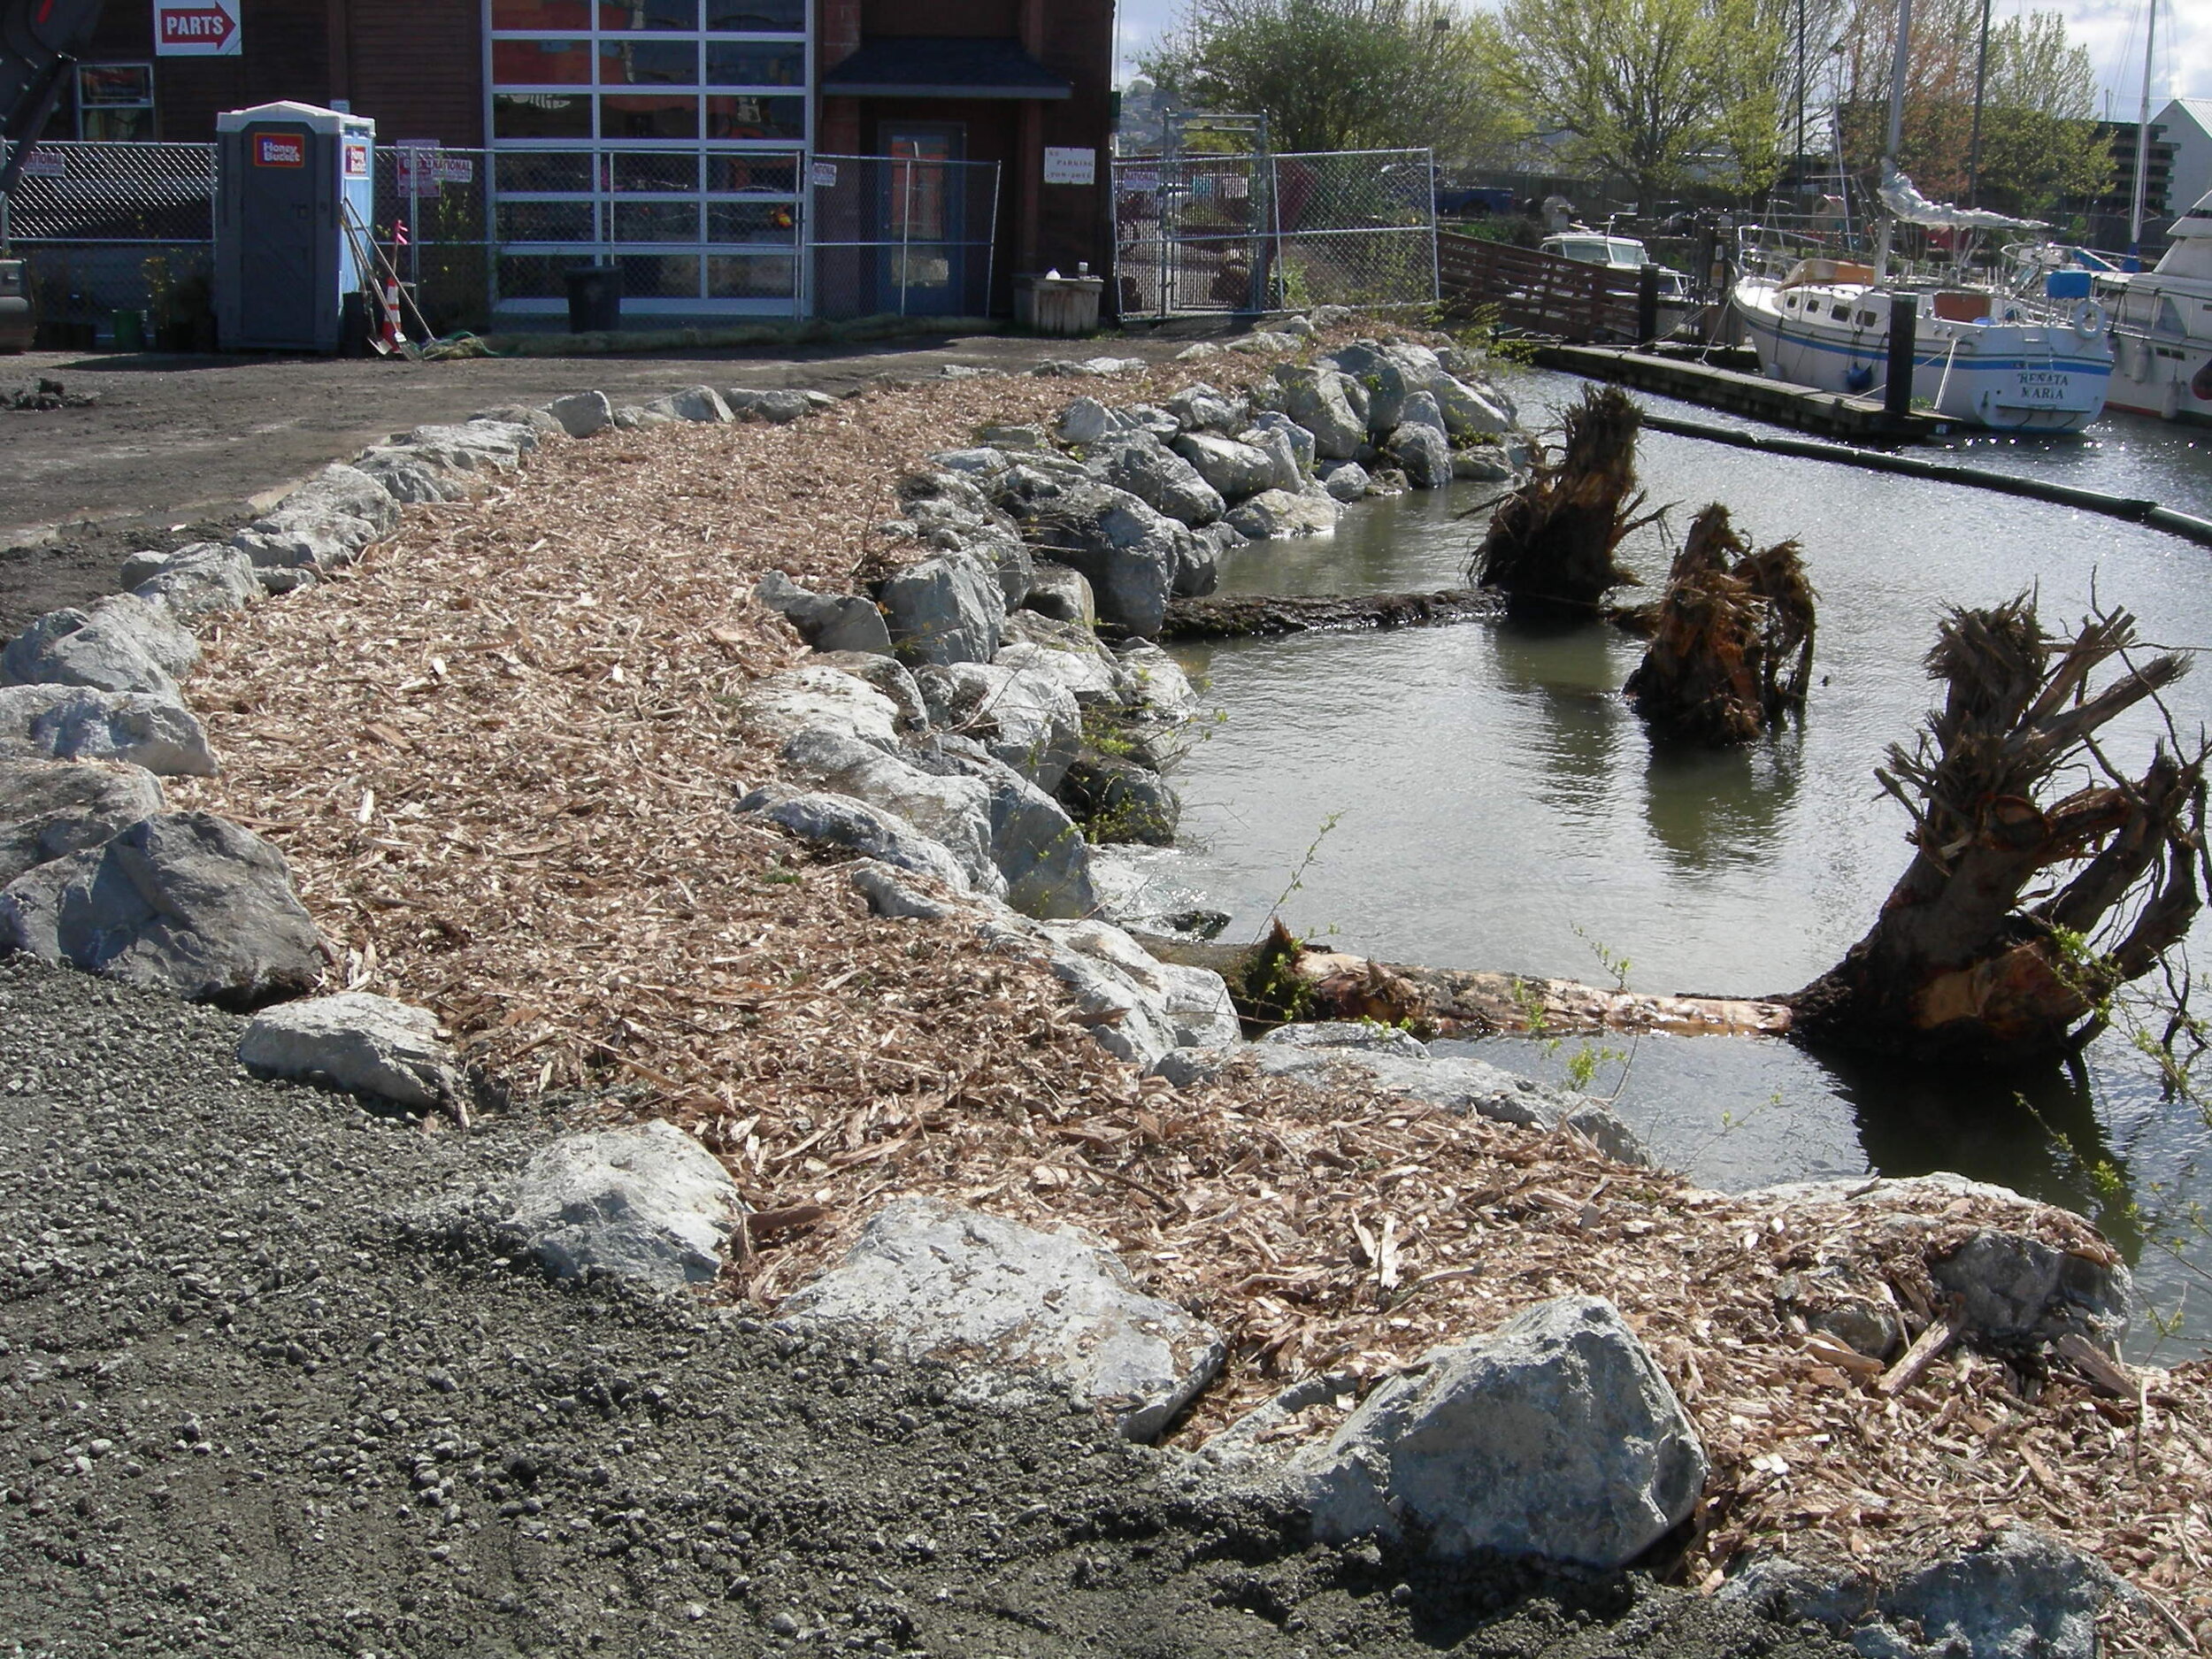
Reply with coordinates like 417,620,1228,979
159,6,235,46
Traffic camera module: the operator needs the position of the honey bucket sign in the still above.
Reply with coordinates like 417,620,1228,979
154,0,241,55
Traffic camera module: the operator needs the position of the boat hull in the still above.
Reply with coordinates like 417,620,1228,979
1734,280,2112,432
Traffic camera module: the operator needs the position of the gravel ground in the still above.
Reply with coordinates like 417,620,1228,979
0,956,1852,1659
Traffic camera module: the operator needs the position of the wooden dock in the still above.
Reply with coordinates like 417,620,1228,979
1535,343,1951,444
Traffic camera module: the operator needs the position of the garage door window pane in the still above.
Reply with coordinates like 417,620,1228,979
614,200,700,241
599,40,695,83
499,200,598,242
618,253,701,296
704,42,802,85
610,151,698,191
703,153,795,193
705,95,801,140
704,0,803,28
602,95,697,139
493,93,593,139
707,200,794,242
599,0,697,27
493,38,592,83
496,150,594,192
492,0,590,27
709,253,795,296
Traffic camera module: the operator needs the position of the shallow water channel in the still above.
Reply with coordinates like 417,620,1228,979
1159,371,2212,1356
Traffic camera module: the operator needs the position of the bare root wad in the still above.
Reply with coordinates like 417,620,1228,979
1623,503,1815,745
1792,595,2208,1064
1468,384,1655,616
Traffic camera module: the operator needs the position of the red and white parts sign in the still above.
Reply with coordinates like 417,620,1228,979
155,0,242,56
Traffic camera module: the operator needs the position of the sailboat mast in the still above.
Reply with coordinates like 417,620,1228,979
1964,0,1992,208
1875,0,1914,277
2129,0,2154,253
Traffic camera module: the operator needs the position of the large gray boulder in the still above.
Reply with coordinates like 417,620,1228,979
350,446,472,504
3,595,199,699
0,759,166,886
1002,475,1191,639
1275,365,1370,460
237,991,464,1112
724,387,818,425
992,631,1127,709
236,462,404,577
902,494,1034,609
1087,434,1226,528
775,729,1003,899
1226,488,1340,541
778,1196,1225,1441
0,685,217,777
914,736,1096,918
641,385,732,423
1385,421,1453,489
1720,1528,2130,1659
1931,1229,2132,1351
1245,411,1317,477
502,1120,745,1290
1020,563,1096,628
1164,383,1245,434
1432,373,1514,442
1271,1296,1706,1569
127,543,261,622
1171,432,1278,502
1322,462,1371,503
877,554,1004,667
1059,750,1179,844
736,785,974,895
0,810,323,1008
931,658,1082,791
1319,341,1414,433
745,663,904,749
548,389,614,438
1026,918,1237,1057
754,571,894,657
1255,1025,1647,1165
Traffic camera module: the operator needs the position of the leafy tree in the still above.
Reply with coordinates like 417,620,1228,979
1139,0,1521,164
1830,0,2108,217
1497,0,1786,208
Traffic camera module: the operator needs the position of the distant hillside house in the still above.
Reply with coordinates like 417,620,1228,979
62,0,1113,323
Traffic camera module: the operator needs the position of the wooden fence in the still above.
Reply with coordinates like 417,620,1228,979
1435,231,1641,342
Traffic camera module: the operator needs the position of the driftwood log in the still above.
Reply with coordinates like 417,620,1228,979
1624,503,1815,744
1160,588,1501,641
1153,923,1792,1041
1469,384,1657,616
1791,597,2208,1064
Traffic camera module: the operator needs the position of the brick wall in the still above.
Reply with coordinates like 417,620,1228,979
77,0,481,145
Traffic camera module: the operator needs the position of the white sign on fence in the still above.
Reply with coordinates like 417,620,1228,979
395,148,475,187
153,0,242,56
19,150,66,180
810,160,838,188
1041,147,1096,187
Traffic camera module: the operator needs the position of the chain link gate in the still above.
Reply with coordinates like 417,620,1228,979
1111,147,1438,319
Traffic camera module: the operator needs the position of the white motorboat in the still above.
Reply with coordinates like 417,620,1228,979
2100,189,2212,423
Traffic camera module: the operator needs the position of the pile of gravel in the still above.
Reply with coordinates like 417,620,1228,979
0,955,1850,1657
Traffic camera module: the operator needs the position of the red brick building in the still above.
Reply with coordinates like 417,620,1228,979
65,0,1112,319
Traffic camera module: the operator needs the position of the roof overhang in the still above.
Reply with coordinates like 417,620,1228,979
820,36,1072,101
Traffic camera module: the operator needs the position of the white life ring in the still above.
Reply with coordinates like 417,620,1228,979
2070,298,2106,338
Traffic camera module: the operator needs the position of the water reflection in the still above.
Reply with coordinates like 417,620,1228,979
1640,731,1804,877
1486,617,1630,822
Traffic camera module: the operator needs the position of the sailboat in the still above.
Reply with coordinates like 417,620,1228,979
1732,0,2114,431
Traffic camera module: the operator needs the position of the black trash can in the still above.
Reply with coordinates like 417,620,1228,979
565,265,621,334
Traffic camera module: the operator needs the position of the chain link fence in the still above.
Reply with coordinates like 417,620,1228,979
1112,148,1437,319
0,139,216,341
807,153,999,321
5,138,1002,334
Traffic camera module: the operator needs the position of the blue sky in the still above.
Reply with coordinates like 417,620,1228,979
1112,0,2209,112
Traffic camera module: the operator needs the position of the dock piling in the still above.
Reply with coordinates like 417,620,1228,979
1885,296,1918,421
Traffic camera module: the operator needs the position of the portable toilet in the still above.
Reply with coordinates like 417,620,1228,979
213,101,376,351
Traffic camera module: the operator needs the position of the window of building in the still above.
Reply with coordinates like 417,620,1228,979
485,0,806,314
76,63,155,142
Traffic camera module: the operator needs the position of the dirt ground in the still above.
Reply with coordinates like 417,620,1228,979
0,329,1203,634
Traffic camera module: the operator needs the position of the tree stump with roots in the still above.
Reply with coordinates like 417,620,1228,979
1624,503,1815,745
1791,596,2208,1065
1469,384,1657,616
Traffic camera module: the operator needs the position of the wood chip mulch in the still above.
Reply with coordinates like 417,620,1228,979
167,347,2210,1653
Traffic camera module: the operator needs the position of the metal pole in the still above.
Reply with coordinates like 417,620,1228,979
407,157,421,288
1795,0,1808,173
2129,0,2155,255
899,155,913,316
1874,0,1914,280
1964,0,1992,209
982,160,1000,319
